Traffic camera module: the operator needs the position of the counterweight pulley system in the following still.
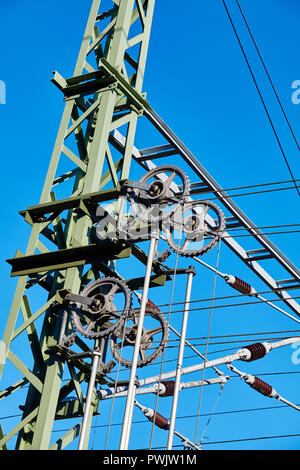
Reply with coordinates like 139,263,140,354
1,0,300,452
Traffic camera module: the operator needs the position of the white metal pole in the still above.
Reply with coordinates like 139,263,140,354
119,232,159,449
78,349,102,450
167,268,194,450
123,383,137,449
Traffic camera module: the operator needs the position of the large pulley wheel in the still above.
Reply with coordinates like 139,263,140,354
164,199,225,257
129,165,190,224
110,307,168,368
71,277,132,339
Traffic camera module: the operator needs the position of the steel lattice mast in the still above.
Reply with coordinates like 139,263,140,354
0,0,156,450
1,0,300,452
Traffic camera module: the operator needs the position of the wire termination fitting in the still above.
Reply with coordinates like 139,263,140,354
225,274,256,296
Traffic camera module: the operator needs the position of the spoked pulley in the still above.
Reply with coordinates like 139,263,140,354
164,199,225,257
70,277,132,339
129,165,190,224
110,307,168,368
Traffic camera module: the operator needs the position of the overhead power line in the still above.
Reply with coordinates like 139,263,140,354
197,178,300,196
235,0,300,154
153,294,300,317
200,432,300,446
206,184,300,202
150,432,300,449
221,0,300,198
51,401,300,434
72,287,300,318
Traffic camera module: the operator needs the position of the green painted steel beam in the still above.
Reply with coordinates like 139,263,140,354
125,273,167,290
7,243,132,277
19,184,122,222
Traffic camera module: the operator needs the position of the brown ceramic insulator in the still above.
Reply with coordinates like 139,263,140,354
242,342,267,361
149,411,169,430
230,276,253,295
250,377,273,397
159,380,175,397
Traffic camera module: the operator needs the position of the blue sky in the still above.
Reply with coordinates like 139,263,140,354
0,0,300,451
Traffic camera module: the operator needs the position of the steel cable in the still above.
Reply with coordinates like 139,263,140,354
235,0,300,154
149,216,183,449
221,0,300,198
194,241,221,444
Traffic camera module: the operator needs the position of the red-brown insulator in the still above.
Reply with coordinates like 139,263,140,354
227,276,253,295
159,380,175,397
242,342,267,361
250,377,273,397
149,411,169,430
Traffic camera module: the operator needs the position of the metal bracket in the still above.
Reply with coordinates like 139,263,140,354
51,58,151,114
122,179,150,192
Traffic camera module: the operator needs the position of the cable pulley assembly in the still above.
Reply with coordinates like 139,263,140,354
69,277,132,339
110,306,168,367
128,165,190,223
164,199,225,257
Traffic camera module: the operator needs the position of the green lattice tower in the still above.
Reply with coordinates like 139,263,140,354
2,0,300,453
0,0,156,450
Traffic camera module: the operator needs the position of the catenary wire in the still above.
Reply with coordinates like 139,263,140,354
221,229,300,238
149,221,183,448
194,242,221,443
65,286,300,319
235,0,300,153
222,223,300,233
221,0,300,198
142,288,300,312
104,308,131,449
150,328,300,344
141,295,300,318
150,433,300,449
145,335,299,352
198,184,300,202
192,178,300,195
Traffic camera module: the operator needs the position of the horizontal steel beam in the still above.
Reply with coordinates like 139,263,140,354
6,242,131,277
19,185,122,223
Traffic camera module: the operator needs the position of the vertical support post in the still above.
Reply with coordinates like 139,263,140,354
78,349,102,450
123,383,137,450
167,266,195,450
119,232,159,449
